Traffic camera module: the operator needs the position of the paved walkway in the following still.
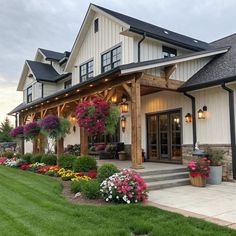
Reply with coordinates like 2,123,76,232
148,182,236,228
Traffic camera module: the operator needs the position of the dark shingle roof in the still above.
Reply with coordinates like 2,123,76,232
93,4,211,51
39,48,69,61
179,34,236,91
26,60,71,82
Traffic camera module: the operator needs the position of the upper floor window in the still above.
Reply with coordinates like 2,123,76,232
64,79,72,89
80,60,94,82
27,86,32,103
162,46,177,58
94,18,99,33
101,46,121,73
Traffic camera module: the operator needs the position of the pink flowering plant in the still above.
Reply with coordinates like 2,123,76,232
10,125,24,139
187,157,211,179
75,96,119,136
24,121,41,141
100,169,148,204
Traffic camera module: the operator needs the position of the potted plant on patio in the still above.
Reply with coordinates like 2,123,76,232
187,157,210,187
207,149,223,185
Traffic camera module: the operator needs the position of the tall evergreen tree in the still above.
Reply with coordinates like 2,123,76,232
0,117,13,142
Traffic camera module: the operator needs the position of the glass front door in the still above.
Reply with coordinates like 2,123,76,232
147,110,182,162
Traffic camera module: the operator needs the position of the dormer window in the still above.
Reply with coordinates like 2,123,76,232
162,46,177,58
64,79,72,89
94,18,99,33
27,86,32,103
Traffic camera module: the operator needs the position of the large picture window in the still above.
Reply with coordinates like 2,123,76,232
101,46,121,73
162,46,177,58
80,60,93,82
27,86,32,103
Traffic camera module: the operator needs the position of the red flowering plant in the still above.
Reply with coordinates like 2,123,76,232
0,157,8,165
24,122,41,141
187,157,211,179
100,169,148,204
10,126,24,139
75,96,120,136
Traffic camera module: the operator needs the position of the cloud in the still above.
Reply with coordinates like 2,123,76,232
0,0,235,123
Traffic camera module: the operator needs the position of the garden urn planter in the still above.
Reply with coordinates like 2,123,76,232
190,175,206,187
207,166,222,185
118,151,126,161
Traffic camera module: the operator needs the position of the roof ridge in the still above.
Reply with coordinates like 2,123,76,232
210,33,236,44
38,48,64,55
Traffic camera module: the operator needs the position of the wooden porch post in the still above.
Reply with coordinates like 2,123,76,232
38,134,45,154
57,106,64,156
131,78,143,168
19,114,25,155
32,139,38,154
80,127,88,156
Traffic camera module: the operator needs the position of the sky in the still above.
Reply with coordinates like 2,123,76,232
0,0,235,125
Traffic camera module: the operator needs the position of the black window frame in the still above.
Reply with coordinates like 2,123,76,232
162,46,177,58
64,79,72,89
101,46,121,73
27,86,32,103
80,60,94,83
94,18,99,33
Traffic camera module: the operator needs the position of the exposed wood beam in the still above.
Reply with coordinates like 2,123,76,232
122,83,132,99
105,88,115,102
164,64,177,87
141,74,183,91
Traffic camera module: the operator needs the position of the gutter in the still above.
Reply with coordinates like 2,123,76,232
221,83,236,179
184,92,197,149
137,32,146,62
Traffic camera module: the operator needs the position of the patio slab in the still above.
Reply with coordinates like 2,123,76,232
148,182,236,226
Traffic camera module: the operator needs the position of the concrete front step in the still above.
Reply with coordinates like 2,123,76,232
139,167,187,176
143,172,189,182
147,178,190,191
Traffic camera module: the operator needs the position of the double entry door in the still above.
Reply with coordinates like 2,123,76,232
147,109,182,163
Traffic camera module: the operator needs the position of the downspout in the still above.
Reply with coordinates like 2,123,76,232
137,32,146,62
221,83,236,179
184,92,197,150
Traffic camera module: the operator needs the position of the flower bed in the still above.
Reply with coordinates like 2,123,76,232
1,156,148,204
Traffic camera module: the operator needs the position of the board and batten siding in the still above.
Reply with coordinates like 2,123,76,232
120,87,231,154
72,12,134,85
43,83,57,97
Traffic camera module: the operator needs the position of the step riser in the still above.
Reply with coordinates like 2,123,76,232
144,173,189,182
139,168,187,176
148,180,190,191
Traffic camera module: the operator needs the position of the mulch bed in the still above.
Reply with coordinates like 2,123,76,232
60,179,109,205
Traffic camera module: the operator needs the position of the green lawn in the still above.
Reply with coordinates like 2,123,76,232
0,166,235,236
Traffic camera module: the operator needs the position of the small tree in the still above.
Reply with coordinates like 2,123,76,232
0,118,13,142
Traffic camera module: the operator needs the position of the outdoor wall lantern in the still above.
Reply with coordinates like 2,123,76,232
120,97,129,113
111,92,118,104
70,115,77,132
185,113,192,123
198,106,207,119
121,116,127,133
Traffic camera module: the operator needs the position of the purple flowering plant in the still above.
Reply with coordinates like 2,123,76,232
24,122,41,141
10,125,24,139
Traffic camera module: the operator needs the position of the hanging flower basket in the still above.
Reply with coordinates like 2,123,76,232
24,122,41,141
10,125,24,139
75,96,120,136
40,115,70,139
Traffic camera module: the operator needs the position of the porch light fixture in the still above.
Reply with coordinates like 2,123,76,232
120,97,128,113
121,115,127,133
111,94,117,103
185,113,192,123
70,115,77,133
198,106,207,119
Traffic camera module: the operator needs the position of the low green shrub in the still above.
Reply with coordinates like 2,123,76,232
41,154,57,165
97,163,119,183
30,154,43,164
73,156,97,172
70,180,87,194
58,155,77,169
81,180,101,199
21,153,33,164
1,151,14,158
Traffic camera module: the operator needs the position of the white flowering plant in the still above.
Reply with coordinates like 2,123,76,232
100,169,148,204
4,158,25,168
